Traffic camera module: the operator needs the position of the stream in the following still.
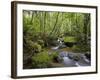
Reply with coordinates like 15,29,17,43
51,45,91,67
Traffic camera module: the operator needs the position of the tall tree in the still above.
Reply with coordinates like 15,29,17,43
49,12,59,36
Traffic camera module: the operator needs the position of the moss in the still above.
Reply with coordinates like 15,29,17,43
63,36,76,43
72,44,90,53
32,51,52,68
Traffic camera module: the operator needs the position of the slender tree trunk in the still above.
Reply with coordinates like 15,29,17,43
83,14,90,44
49,12,59,36
39,12,43,35
30,11,34,24
43,12,46,35
55,13,64,37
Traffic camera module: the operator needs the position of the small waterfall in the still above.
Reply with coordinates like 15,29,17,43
51,46,59,50
51,38,63,50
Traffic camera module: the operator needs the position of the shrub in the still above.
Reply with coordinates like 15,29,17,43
72,45,81,52
37,40,44,47
72,44,90,52
50,52,59,62
31,42,42,53
32,51,52,68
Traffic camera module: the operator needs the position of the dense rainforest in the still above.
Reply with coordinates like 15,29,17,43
23,10,91,69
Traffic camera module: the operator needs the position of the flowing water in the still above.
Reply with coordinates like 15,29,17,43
50,44,90,67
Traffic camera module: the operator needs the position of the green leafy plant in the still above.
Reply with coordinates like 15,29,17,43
50,52,59,62
37,39,45,47
32,51,52,68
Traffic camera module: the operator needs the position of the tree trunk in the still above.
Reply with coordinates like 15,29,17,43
49,12,59,36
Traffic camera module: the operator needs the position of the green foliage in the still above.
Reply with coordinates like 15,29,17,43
25,40,41,53
31,42,42,53
32,51,59,68
50,52,59,62
72,44,90,52
37,40,45,47
63,36,76,42
32,51,52,68
72,45,80,52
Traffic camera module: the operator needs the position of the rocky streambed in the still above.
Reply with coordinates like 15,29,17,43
50,46,91,67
